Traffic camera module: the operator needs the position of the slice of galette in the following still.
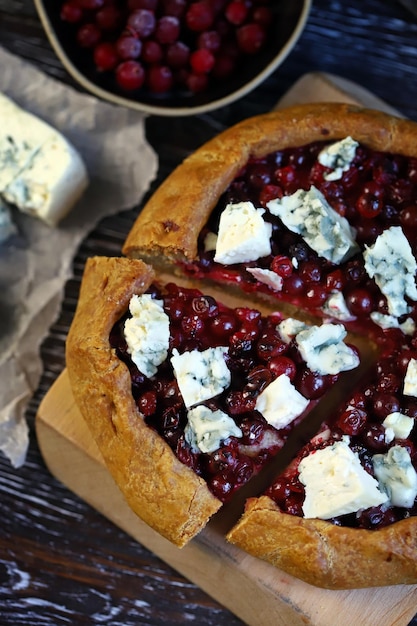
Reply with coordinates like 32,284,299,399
227,326,417,589
66,256,359,547
123,103,417,335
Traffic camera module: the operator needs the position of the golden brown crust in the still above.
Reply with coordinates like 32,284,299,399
227,496,417,589
66,256,221,547
123,102,417,264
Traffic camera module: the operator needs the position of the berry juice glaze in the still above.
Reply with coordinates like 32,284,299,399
109,282,340,503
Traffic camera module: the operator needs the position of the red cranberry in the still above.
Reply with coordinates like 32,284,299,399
266,478,291,505
361,423,388,452
400,204,417,229
236,22,266,54
305,285,328,307
197,30,221,51
60,1,83,23
142,39,163,63
163,0,186,16
253,6,273,27
356,181,385,218
147,65,173,92
93,41,119,70
271,255,293,278
226,390,256,415
155,15,180,43
77,23,101,48
186,1,214,31
225,1,248,25
283,274,304,296
186,72,208,92
295,368,330,400
95,5,122,31
373,392,400,420
116,35,142,60
210,312,238,339
268,356,297,381
137,390,157,416
116,60,145,90
336,406,367,436
190,48,215,74
127,9,156,37
212,53,236,79
346,288,374,316
245,366,273,394
166,41,190,67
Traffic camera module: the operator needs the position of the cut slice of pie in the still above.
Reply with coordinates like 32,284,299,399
66,255,359,547
227,328,417,588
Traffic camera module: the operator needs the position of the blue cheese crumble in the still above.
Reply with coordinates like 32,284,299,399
295,323,360,375
214,201,272,265
299,438,388,519
124,294,170,378
373,445,417,508
317,136,359,181
185,405,242,454
267,185,359,264
246,267,283,291
404,357,417,397
363,226,417,318
171,346,231,408
382,412,414,444
255,374,309,429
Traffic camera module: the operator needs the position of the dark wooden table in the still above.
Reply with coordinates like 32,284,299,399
1,0,417,624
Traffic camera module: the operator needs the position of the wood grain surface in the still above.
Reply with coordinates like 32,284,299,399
2,1,417,625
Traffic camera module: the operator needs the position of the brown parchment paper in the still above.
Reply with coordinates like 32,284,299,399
0,45,158,467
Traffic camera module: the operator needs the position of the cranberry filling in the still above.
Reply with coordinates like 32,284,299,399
109,282,340,503
266,328,417,530
185,140,417,327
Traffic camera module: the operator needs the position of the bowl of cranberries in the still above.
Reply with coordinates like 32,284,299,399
34,0,311,116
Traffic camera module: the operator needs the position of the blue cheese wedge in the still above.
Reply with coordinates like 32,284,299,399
363,226,417,318
124,294,170,378
171,346,231,408
214,201,272,265
373,445,417,508
0,92,88,227
184,405,242,454
299,438,388,519
255,374,309,429
267,186,358,264
404,357,417,397
295,323,360,375
317,136,359,181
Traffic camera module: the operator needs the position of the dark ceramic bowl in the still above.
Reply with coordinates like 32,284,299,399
34,0,311,116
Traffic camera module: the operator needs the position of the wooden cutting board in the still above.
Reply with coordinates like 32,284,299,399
36,74,417,626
